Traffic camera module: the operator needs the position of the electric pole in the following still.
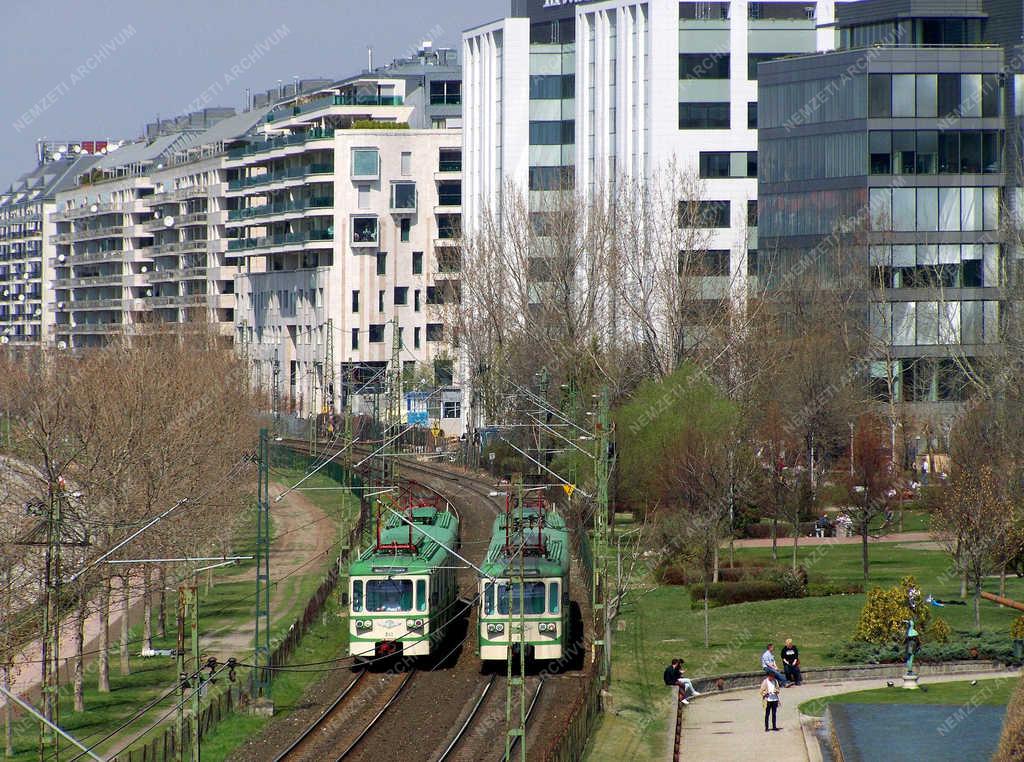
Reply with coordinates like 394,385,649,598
594,387,613,684
324,318,335,438
271,347,282,435
253,429,271,698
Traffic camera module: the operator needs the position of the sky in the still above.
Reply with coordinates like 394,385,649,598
0,0,507,184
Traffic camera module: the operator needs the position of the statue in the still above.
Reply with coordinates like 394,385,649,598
903,619,920,674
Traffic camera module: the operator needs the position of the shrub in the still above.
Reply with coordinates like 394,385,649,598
1011,616,1024,640
349,119,410,130
765,567,808,599
659,564,692,586
854,575,931,645
717,565,769,583
689,580,803,607
829,630,1018,666
741,521,817,539
927,616,952,644
995,674,1024,762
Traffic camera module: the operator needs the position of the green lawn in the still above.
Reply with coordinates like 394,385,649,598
584,540,1024,762
799,676,1019,716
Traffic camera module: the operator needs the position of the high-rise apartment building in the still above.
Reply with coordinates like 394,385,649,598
0,143,102,346
230,46,467,431
758,0,1012,408
50,109,260,348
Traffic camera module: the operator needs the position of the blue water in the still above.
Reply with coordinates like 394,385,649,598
829,703,1005,762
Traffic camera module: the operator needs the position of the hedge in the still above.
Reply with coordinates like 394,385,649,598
741,521,817,539
688,580,802,607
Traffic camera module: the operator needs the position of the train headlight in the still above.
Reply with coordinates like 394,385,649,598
407,619,415,628
357,620,371,630
494,623,504,633
415,619,424,628
486,623,495,633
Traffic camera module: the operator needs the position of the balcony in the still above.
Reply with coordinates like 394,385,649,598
226,128,334,159
265,96,404,123
68,298,128,311
145,185,216,204
227,196,333,222
147,240,210,256
146,267,208,283
58,323,125,334
52,273,125,288
227,230,334,253
227,163,334,191
52,249,123,266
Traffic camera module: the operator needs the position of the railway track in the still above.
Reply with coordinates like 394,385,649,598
273,668,415,761
436,676,545,762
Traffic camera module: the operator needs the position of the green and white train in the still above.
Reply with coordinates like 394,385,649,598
348,495,459,660
478,497,570,663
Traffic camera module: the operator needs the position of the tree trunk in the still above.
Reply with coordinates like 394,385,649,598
2,662,12,757
119,575,131,676
1000,566,1007,599
98,576,110,693
74,592,85,712
703,581,710,649
961,570,968,600
143,566,153,653
157,566,167,639
770,518,778,561
861,520,870,581
712,545,719,584
792,508,800,573
974,581,982,633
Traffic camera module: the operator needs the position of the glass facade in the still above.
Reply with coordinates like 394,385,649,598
529,17,576,205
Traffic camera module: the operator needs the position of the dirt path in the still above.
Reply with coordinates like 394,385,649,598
201,483,336,660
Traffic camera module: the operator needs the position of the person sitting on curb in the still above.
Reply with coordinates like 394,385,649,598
662,658,700,704
761,643,789,687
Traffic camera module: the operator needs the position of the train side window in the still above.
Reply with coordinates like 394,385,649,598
484,582,494,615
352,580,363,612
417,579,427,612
549,582,560,614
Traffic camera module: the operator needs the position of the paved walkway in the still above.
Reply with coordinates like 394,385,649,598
675,671,1016,761
731,531,933,548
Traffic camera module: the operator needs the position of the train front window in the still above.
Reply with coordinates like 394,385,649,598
484,582,494,615
496,582,546,615
352,580,363,612
416,579,427,612
366,580,413,612
549,581,560,614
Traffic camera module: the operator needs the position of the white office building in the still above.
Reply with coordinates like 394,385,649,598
464,0,834,288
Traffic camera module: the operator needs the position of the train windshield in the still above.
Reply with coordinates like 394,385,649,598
366,580,414,612
496,582,546,615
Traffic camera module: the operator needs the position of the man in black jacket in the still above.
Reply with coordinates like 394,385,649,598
663,658,700,704
781,639,802,685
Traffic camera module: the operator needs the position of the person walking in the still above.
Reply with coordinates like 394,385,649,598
761,643,789,687
760,673,781,731
780,638,802,685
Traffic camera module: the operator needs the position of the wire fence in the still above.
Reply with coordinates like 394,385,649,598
111,446,367,762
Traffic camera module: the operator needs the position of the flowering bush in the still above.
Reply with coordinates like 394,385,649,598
1010,616,1024,640
854,575,931,645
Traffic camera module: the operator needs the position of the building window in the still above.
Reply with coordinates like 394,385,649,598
748,101,758,129
747,200,758,227
747,249,759,277
678,102,730,129
378,290,385,312
352,290,360,313
412,251,424,275
529,166,575,190
747,53,799,81
376,251,387,276
352,216,378,245
437,180,462,207
679,53,730,79
434,358,454,386
684,200,731,228
430,80,461,105
351,328,359,349
414,289,421,310
442,399,461,419
529,120,576,145
698,152,730,178
400,151,412,176
438,149,461,172
690,249,730,276
426,323,443,342
436,214,460,239
529,74,575,99
391,181,417,211
400,217,411,242
369,324,385,343
351,148,379,179
868,74,891,118
869,130,1002,175
394,286,408,305
414,326,421,348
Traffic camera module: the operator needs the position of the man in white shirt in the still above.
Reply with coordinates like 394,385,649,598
761,643,789,687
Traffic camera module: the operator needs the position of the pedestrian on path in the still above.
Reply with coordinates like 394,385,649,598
761,643,789,687
781,638,802,685
760,673,781,731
